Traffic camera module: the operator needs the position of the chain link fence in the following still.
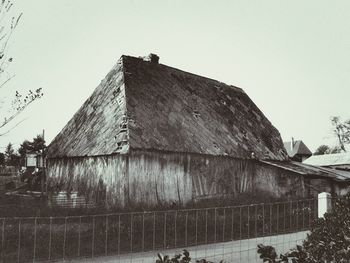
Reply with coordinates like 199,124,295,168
0,198,318,262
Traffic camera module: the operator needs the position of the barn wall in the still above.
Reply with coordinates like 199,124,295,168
254,163,305,198
334,182,350,196
47,151,307,208
47,155,127,207
127,151,192,206
127,150,305,206
308,178,333,196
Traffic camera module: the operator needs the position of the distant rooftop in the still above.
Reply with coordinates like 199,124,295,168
303,152,350,167
283,140,312,158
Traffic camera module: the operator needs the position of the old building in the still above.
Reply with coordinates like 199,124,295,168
263,160,350,197
304,152,350,171
47,54,310,208
283,139,312,162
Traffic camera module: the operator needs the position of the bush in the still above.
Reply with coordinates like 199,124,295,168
156,250,222,263
257,193,350,262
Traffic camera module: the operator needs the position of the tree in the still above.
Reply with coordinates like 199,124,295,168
4,142,14,160
314,144,343,155
314,144,330,155
4,142,19,166
31,134,45,152
0,152,5,165
18,134,46,157
0,0,43,136
331,116,350,152
18,140,31,157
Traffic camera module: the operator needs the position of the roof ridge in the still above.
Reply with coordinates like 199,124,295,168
121,54,245,94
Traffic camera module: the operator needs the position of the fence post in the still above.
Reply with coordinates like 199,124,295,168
33,218,37,262
48,217,52,261
92,216,95,258
105,215,108,256
318,192,332,218
2,219,5,262
63,217,67,260
17,219,21,263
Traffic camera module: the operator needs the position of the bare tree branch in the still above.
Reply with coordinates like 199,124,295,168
0,1,43,137
0,73,14,89
0,117,26,136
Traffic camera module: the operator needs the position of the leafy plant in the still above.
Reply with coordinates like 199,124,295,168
156,250,221,263
257,193,350,262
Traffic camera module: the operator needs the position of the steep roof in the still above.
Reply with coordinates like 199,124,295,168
47,55,288,160
284,140,312,158
304,152,350,167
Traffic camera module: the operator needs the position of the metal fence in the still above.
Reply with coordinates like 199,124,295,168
97,230,309,263
0,198,318,262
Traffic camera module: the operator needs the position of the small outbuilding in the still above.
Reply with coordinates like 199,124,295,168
284,139,312,162
304,152,350,171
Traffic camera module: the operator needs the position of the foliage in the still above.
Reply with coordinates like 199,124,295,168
0,152,4,165
0,0,43,136
257,244,311,263
331,116,350,152
3,142,19,166
257,193,350,262
314,144,342,155
18,134,46,157
314,144,330,155
156,250,221,263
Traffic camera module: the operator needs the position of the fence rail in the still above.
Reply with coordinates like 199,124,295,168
0,198,319,263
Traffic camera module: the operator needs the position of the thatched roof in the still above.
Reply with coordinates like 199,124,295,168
47,55,288,160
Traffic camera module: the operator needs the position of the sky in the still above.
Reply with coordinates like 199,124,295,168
0,0,349,152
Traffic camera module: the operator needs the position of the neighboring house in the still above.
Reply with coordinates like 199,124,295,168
263,160,350,197
302,152,350,196
304,152,350,171
283,139,312,162
46,54,323,208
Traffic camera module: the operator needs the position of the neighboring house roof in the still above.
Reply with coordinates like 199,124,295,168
47,55,288,160
283,140,312,158
262,160,350,182
303,152,350,167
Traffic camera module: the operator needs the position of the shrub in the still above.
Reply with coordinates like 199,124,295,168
257,193,350,262
156,250,222,263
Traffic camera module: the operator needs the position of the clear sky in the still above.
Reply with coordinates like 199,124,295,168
0,0,349,152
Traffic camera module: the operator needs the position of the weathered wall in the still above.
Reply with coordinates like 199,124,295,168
309,178,333,196
254,163,305,198
47,150,307,208
128,150,305,207
334,182,350,196
47,155,127,207
127,151,192,206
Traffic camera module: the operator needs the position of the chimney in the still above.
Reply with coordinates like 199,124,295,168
291,137,295,148
146,53,159,64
